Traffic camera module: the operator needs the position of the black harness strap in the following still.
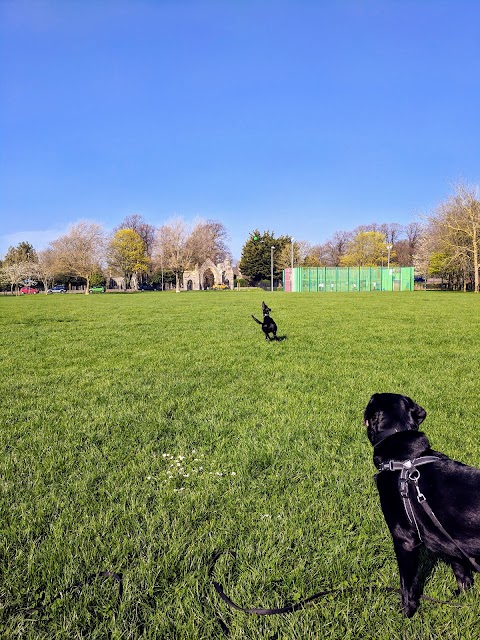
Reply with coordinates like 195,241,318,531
377,456,480,573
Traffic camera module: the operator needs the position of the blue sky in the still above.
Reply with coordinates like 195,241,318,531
1,0,479,260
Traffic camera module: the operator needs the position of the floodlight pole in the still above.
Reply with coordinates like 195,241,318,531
291,237,294,269
271,246,275,292
387,244,393,269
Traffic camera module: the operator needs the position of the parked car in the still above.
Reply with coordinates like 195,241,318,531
89,285,105,293
48,285,67,293
138,283,156,291
20,286,39,294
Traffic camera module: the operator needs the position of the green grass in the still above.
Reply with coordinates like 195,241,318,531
1,290,480,639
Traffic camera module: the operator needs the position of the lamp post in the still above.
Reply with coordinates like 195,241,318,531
291,237,294,269
387,244,393,269
271,246,275,292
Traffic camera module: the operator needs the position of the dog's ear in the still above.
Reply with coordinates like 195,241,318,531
406,396,427,428
363,394,376,426
363,394,381,444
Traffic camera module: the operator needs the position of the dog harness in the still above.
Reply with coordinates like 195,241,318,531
377,456,480,572
377,456,438,536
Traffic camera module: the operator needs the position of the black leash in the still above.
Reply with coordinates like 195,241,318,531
209,549,463,624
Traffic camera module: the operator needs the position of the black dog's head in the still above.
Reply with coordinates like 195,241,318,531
363,393,427,447
262,301,271,316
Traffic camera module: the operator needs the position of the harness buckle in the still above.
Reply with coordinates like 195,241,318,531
398,477,409,498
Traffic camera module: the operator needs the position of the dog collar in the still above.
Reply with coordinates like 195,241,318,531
372,426,400,448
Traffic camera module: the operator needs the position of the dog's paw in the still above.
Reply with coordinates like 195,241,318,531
402,597,419,618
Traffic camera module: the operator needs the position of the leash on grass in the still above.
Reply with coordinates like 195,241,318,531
209,550,466,622
5,570,123,618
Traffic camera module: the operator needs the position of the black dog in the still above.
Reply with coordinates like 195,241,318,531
251,301,278,341
364,392,480,617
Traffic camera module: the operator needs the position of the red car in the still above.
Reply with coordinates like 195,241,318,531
20,286,39,294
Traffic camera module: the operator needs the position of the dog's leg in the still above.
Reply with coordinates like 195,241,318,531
393,539,421,617
251,315,262,325
450,559,474,593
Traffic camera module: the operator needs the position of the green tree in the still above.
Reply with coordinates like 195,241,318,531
239,230,290,285
108,228,149,289
340,231,393,267
4,241,37,265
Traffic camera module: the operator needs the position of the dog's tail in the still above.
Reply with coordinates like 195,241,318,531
251,315,262,324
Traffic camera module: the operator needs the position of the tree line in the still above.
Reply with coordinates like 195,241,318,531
2,182,479,294
238,182,480,292
0,215,230,295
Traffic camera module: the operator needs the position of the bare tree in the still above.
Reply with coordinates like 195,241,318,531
186,219,231,265
276,239,306,269
427,182,480,292
301,242,326,266
321,230,352,266
50,221,105,294
155,218,193,293
383,222,403,245
34,248,58,294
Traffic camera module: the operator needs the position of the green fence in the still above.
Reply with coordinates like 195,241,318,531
283,267,414,292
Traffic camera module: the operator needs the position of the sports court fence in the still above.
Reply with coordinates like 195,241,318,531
283,267,414,292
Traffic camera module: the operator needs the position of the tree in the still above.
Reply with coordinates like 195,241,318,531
393,222,421,266
239,230,288,285
427,183,480,292
276,239,305,269
383,222,403,245
320,230,352,266
34,248,58,294
4,241,37,265
50,221,105,294
115,213,156,259
0,242,39,293
186,219,231,265
155,218,193,293
340,231,392,267
107,228,149,289
0,261,31,295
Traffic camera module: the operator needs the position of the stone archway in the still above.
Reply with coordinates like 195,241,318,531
183,258,235,290
203,269,214,290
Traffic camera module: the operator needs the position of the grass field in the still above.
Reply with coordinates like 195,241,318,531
1,289,480,639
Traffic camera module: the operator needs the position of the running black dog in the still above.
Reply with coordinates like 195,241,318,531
251,301,278,341
364,392,480,617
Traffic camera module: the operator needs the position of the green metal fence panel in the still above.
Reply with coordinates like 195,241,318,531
287,267,414,292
